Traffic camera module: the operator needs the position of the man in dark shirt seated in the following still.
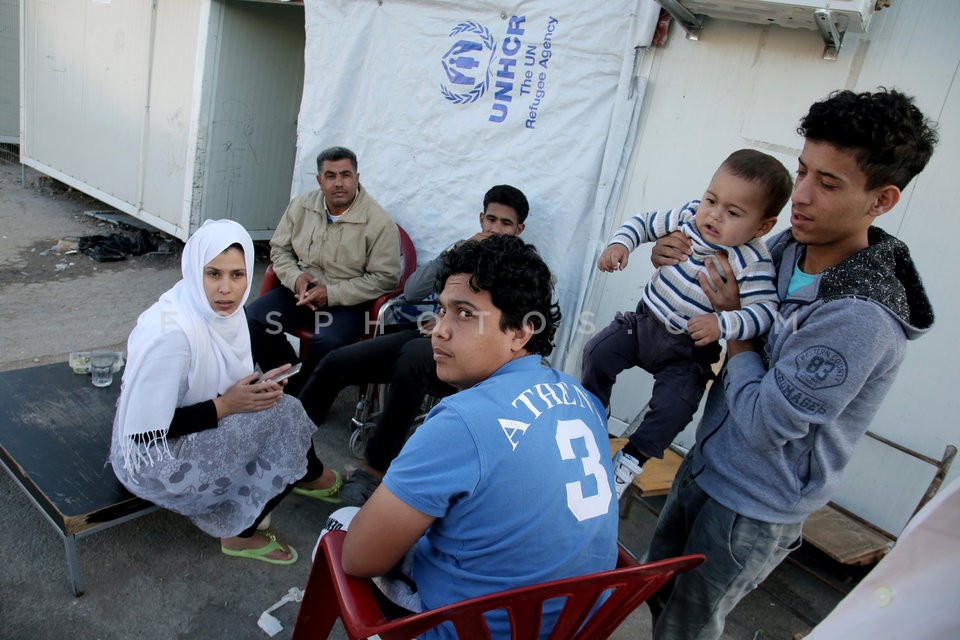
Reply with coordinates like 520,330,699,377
298,185,529,505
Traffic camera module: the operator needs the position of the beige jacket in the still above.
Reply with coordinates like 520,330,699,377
269,186,401,307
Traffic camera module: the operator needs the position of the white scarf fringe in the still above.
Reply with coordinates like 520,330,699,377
120,429,173,480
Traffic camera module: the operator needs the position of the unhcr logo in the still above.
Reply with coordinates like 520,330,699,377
440,21,496,104
439,16,539,125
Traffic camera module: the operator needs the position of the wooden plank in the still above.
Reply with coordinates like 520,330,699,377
635,448,684,497
610,437,683,497
802,503,895,566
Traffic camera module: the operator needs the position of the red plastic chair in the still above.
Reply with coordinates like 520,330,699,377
259,224,417,360
291,530,704,640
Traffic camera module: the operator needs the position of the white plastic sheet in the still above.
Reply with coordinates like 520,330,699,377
295,0,655,367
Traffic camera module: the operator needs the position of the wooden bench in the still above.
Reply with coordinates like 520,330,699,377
612,432,957,569
802,433,956,566
801,502,895,566
0,363,156,596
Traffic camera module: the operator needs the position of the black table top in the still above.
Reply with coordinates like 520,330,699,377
0,362,151,536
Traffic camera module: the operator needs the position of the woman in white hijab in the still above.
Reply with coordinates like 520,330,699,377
110,219,342,565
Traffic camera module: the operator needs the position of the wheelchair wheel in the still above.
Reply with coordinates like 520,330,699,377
349,422,375,458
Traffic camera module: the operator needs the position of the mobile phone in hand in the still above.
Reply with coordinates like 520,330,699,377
264,362,302,384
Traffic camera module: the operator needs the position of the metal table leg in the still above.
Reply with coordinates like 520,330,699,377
63,533,85,596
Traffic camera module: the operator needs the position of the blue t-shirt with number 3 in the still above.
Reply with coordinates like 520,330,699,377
383,355,618,639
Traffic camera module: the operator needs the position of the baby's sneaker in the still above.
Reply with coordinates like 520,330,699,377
612,450,642,500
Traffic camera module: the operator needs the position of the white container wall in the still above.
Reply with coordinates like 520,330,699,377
20,0,304,240
574,0,959,536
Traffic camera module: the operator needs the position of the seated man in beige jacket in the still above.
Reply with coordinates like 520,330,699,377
246,146,400,394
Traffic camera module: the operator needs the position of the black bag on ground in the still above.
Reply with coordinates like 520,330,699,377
78,229,158,262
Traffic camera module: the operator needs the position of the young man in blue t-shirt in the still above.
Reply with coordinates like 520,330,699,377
332,235,619,639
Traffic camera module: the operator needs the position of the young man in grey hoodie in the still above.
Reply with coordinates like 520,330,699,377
644,88,938,640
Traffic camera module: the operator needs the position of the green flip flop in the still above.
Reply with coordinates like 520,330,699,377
292,469,343,503
221,532,299,565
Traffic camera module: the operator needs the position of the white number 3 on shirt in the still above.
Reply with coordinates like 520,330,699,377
555,419,613,522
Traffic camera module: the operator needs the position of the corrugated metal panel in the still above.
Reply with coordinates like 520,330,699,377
199,0,304,239
0,0,17,142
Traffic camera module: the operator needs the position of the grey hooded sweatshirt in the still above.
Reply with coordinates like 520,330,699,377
689,227,934,524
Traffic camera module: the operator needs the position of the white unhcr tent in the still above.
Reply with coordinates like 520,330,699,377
292,0,662,369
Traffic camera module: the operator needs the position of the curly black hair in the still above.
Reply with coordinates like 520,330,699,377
798,88,938,190
437,235,561,357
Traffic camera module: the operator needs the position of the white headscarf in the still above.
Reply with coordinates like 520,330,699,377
116,219,255,470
